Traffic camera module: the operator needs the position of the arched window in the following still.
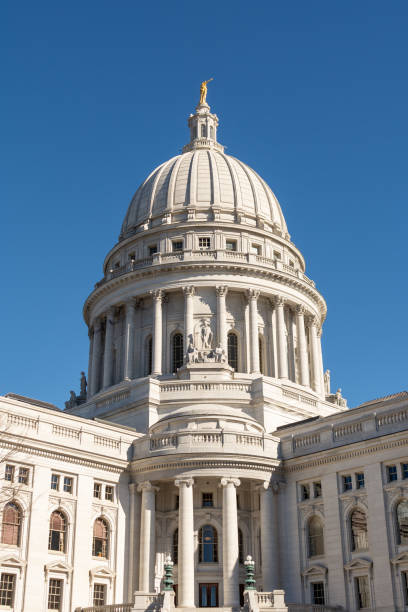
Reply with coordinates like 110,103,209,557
49,510,67,552
397,500,408,545
172,528,178,565
198,525,218,563
308,516,324,557
93,517,109,558
146,336,152,376
238,528,244,564
259,335,265,374
1,502,21,546
350,509,368,551
172,333,184,373
228,332,238,371
201,124,207,138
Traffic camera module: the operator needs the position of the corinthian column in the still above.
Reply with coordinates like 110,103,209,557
216,286,228,352
138,481,159,592
102,306,115,388
123,299,136,381
175,478,195,607
150,290,164,376
274,296,288,379
308,316,321,394
183,286,195,354
317,328,325,397
220,477,240,607
296,305,310,387
259,481,280,591
90,317,102,396
247,289,260,373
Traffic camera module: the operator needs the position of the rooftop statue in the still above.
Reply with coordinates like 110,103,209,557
199,78,213,105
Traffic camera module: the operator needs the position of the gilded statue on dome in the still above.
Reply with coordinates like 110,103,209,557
199,78,213,105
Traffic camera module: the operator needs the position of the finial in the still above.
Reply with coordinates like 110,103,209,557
199,78,213,106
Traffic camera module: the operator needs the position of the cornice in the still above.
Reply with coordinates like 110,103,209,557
130,454,282,476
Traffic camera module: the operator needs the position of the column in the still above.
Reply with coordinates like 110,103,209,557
102,306,115,388
183,286,195,353
123,299,136,381
220,477,240,607
274,296,288,379
317,328,326,397
247,289,260,373
175,478,195,607
296,305,310,387
90,317,102,396
259,482,280,591
87,328,94,399
150,290,164,376
138,481,158,592
308,316,321,394
216,286,228,352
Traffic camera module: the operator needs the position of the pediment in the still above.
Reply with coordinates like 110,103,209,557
0,555,26,568
391,552,408,565
344,558,372,571
302,564,327,577
44,560,73,574
90,565,116,579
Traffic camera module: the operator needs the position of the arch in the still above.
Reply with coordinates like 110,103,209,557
238,527,244,564
171,332,184,373
49,510,67,552
93,517,109,558
227,332,238,371
198,525,218,563
172,528,178,565
307,515,324,557
145,335,153,376
396,500,408,545
1,502,22,546
350,508,368,551
259,334,265,375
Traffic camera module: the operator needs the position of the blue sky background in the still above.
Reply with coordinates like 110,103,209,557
1,1,407,410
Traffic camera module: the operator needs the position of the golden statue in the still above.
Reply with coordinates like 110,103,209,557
199,78,213,105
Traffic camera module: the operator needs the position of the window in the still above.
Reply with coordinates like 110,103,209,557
350,509,368,551
308,516,324,557
259,336,265,374
387,465,398,482
355,575,370,609
289,259,295,268
94,482,102,499
402,571,408,605
342,475,353,491
226,240,237,251
210,126,214,139
114,261,120,269
1,502,21,546
48,511,67,552
311,582,325,605
51,474,60,491
149,245,158,256
396,500,408,545
93,517,109,558
250,244,261,255
313,482,322,498
93,583,106,606
301,484,310,501
128,252,135,262
172,241,183,252
356,472,365,489
238,528,244,564
198,525,218,563
402,464,408,480
63,477,73,494
48,578,63,610
202,493,213,507
172,333,184,373
227,332,238,371
105,485,114,502
5,465,14,482
0,573,15,607
199,237,211,250
173,528,178,565
18,467,29,485
201,124,207,138
146,336,153,376
273,250,282,260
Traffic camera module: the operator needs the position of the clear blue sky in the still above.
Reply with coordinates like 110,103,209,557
1,1,407,409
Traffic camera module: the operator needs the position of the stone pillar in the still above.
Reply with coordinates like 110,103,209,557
296,305,310,387
247,289,260,373
150,290,164,376
102,306,115,388
183,286,195,354
259,482,280,591
90,317,102,396
138,481,158,592
123,299,136,381
308,316,321,394
87,328,94,399
175,478,195,607
275,296,288,379
220,477,241,607
317,328,325,397
216,286,228,352
128,483,141,599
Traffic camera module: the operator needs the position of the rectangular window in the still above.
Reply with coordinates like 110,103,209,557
128,252,135,262
199,237,211,250
93,583,107,606
250,244,261,255
387,465,398,482
273,250,282,260
202,493,214,507
402,463,408,480
226,240,237,251
51,474,60,491
300,484,310,500
356,472,365,489
148,245,158,256
355,575,370,609
342,475,353,491
402,571,408,605
311,582,325,605
105,485,114,502
18,467,29,485
175,495,179,510
313,482,322,498
0,573,15,607
94,482,102,499
48,578,63,611
4,465,14,482
63,477,73,494
289,259,295,267
172,241,183,252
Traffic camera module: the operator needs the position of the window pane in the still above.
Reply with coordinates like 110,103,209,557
0,573,15,607
356,473,365,489
172,333,184,373
105,485,114,501
18,467,29,484
172,241,183,252
93,583,106,606
173,529,178,565
227,333,238,371
51,474,59,490
351,509,368,551
5,465,14,482
226,240,237,251
48,578,63,610
397,501,408,544
312,582,325,605
2,502,21,546
313,482,322,497
388,465,398,482
94,482,102,499
202,493,213,507
199,525,218,563
199,237,211,249
93,518,109,558
48,511,66,552
355,576,370,609
63,477,73,494
308,517,324,557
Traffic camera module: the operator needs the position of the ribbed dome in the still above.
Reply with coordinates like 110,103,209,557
120,149,288,239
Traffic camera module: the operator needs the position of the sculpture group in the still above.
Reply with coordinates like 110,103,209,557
186,319,227,365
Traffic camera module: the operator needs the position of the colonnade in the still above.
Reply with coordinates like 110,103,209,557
133,478,280,606
87,286,324,397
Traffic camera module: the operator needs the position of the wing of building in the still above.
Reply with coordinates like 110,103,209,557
1,95,407,612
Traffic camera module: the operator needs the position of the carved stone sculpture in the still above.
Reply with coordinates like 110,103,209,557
324,369,331,395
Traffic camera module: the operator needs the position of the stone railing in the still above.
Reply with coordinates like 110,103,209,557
293,433,321,450
75,605,132,612
160,380,251,394
287,605,343,611
245,589,287,611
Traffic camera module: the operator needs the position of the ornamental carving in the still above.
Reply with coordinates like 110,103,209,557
183,286,195,297
247,289,260,301
216,285,228,297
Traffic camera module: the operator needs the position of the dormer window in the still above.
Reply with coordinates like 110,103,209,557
172,241,183,252
149,245,158,256
199,237,211,250
250,244,261,255
226,240,237,251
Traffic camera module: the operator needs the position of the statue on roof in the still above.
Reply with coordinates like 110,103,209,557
199,78,213,105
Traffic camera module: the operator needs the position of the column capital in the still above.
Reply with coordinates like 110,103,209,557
296,304,306,316
220,477,241,488
150,289,165,302
317,328,323,338
306,314,320,328
247,288,260,301
93,318,102,333
182,286,195,297
129,482,137,493
216,285,228,297
175,478,194,488
137,481,159,493
106,305,116,320
258,480,284,494
274,294,285,307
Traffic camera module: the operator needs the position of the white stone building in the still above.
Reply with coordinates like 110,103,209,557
1,95,407,612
